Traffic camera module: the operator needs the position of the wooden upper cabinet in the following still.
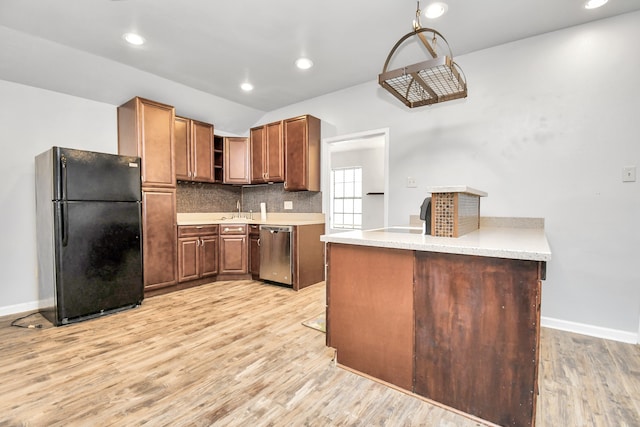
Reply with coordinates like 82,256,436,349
250,126,265,183
174,116,215,183
223,137,250,184
192,120,214,182
118,97,176,188
284,115,321,191
265,121,285,182
174,116,191,181
250,121,284,183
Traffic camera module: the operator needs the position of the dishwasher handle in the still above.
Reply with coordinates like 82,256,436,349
259,225,293,234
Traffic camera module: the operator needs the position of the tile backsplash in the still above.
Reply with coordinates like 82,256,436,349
176,182,322,214
176,182,241,213
243,183,322,213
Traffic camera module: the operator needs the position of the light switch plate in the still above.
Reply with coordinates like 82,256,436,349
284,201,293,210
407,176,417,188
622,166,636,182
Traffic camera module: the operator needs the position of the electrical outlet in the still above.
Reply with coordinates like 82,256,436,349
407,176,417,188
622,166,636,182
284,201,293,210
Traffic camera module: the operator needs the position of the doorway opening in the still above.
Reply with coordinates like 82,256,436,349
322,128,389,235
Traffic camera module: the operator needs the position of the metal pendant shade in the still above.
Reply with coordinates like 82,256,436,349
379,25,468,108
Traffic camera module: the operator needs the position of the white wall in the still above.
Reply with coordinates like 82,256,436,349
257,12,640,341
0,81,118,314
0,25,265,135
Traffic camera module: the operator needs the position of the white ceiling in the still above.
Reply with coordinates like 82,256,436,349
1,0,639,112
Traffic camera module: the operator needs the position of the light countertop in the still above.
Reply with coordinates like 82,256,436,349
321,223,551,262
425,185,488,197
177,212,325,226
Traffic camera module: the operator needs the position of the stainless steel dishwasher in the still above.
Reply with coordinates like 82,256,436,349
259,225,293,285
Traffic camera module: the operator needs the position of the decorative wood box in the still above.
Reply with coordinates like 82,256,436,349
426,186,487,237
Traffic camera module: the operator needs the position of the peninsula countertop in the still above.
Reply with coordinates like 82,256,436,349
177,212,325,227
321,220,551,262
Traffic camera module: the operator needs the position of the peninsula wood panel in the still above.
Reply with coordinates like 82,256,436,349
414,251,542,427
326,243,414,390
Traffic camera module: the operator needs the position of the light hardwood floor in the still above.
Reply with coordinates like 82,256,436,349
1,280,638,426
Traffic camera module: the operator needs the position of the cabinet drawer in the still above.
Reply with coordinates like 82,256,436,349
178,225,219,238
248,224,260,236
219,224,247,235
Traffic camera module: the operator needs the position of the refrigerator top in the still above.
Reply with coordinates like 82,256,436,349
46,147,142,202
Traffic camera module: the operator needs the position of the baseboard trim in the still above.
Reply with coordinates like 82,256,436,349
0,301,40,318
541,316,639,344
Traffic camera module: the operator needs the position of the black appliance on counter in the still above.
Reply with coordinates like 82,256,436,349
35,147,144,326
420,196,432,235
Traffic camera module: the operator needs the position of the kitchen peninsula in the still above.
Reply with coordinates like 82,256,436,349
321,218,551,427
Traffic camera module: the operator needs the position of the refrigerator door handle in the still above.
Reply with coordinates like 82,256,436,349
60,154,68,202
58,202,69,247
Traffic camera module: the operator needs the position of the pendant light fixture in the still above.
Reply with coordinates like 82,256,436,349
378,1,467,108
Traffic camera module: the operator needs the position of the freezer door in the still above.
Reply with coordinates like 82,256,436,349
55,200,143,323
53,147,141,202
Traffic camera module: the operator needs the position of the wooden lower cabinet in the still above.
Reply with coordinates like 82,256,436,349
141,189,177,291
326,243,544,427
249,224,260,279
177,225,218,282
219,224,248,274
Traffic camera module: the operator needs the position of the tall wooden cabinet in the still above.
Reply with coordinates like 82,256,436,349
141,189,178,291
284,115,321,191
174,116,215,182
250,121,284,183
118,96,178,292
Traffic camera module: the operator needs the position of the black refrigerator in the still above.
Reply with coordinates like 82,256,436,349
35,147,144,326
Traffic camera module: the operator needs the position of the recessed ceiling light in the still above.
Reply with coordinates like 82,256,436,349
295,58,314,70
123,32,145,46
240,82,254,92
584,0,608,9
424,2,448,19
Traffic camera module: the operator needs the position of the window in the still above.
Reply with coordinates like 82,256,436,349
331,167,362,229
